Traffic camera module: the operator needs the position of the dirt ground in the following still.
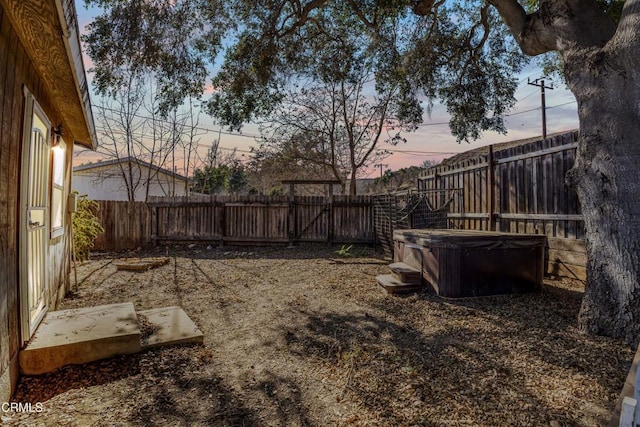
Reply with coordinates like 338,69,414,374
2,244,634,426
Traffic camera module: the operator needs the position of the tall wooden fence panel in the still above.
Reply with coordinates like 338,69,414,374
146,194,375,245
332,196,375,242
93,200,151,251
418,130,587,279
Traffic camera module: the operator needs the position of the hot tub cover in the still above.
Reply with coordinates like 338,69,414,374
393,229,547,249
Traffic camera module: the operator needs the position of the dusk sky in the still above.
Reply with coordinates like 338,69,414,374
73,2,579,177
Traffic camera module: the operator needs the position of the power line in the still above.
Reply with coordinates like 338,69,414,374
515,88,540,103
197,143,254,154
415,121,451,127
386,148,460,155
415,99,576,127
94,96,576,137
504,106,542,117
93,105,262,140
547,101,576,109
91,118,256,155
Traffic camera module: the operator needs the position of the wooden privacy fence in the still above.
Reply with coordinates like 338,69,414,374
418,130,587,279
91,131,587,280
92,194,376,250
150,194,375,245
92,200,151,251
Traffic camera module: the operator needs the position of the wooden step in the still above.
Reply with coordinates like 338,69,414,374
376,274,422,295
389,262,421,284
138,306,203,349
19,303,141,375
19,304,204,375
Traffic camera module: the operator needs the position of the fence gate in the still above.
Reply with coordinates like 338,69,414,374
373,189,461,258
283,179,341,245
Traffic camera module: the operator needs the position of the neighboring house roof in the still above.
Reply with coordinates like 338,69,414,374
73,157,190,182
2,0,96,148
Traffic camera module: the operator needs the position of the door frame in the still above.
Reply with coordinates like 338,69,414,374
19,87,51,344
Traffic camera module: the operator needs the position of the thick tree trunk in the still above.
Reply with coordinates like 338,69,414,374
491,0,640,345
563,1,640,346
572,116,640,346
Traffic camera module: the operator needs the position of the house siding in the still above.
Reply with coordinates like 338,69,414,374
73,163,190,201
0,4,72,401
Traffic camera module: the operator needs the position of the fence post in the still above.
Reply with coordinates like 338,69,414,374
219,195,226,246
152,204,158,247
488,144,496,232
288,182,296,247
327,184,334,245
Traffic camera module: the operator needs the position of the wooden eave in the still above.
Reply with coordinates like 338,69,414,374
0,0,96,149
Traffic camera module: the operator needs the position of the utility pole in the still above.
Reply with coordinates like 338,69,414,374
375,163,388,178
528,78,554,138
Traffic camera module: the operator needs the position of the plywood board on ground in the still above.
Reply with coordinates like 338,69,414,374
115,257,170,271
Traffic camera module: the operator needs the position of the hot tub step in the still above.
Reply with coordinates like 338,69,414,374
376,274,422,295
389,262,421,283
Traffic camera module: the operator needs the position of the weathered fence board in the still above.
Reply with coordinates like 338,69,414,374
93,201,151,251
152,195,374,245
418,130,587,277
92,195,376,250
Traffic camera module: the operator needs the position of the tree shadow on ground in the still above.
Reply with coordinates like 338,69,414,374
126,347,313,426
248,370,313,426
12,353,141,403
282,284,630,425
122,346,260,426
11,346,262,426
391,279,632,393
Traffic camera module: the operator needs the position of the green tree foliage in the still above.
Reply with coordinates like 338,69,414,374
191,160,250,194
84,0,526,140
83,0,228,115
228,161,249,193
209,1,526,140
191,164,230,194
72,193,105,262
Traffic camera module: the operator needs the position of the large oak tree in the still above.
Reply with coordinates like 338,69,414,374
84,0,639,345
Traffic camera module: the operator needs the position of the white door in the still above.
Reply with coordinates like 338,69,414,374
20,92,51,341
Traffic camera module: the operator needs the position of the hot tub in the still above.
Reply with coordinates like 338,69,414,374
393,229,546,298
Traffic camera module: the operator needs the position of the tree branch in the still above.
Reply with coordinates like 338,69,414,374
278,0,329,37
487,0,552,55
345,0,377,31
488,0,616,56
